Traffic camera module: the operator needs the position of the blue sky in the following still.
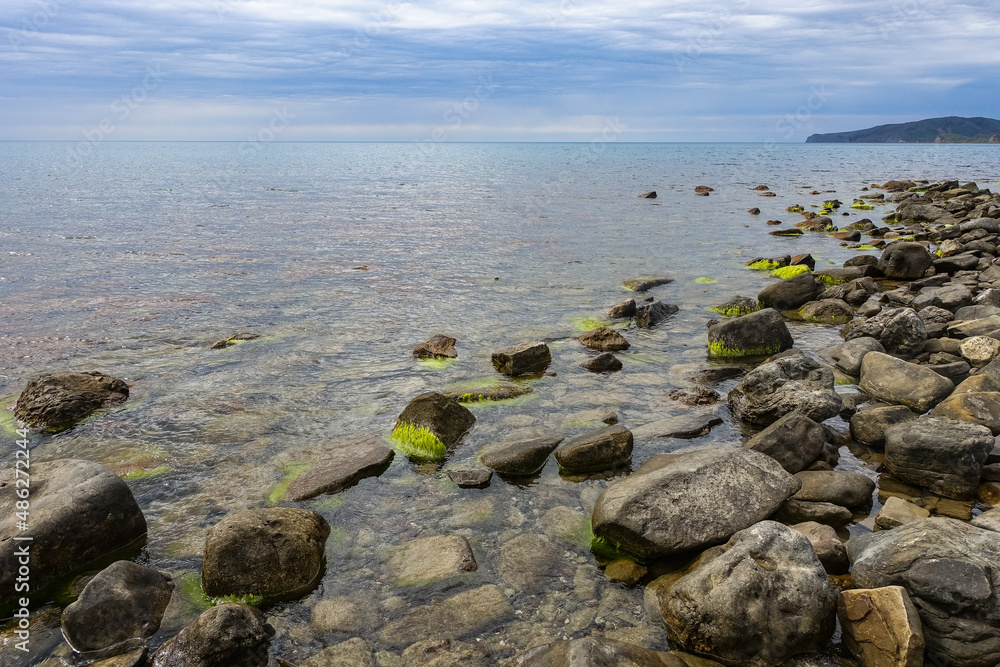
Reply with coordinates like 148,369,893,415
1,0,997,141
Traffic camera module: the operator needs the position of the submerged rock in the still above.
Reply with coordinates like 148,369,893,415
150,604,274,667
446,467,492,488
706,308,793,359
210,332,261,349
284,437,394,502
378,585,513,648
514,637,687,666
491,341,552,376
385,534,477,586
554,425,633,473
300,638,375,667
728,352,841,426
480,435,563,475
581,352,623,373
14,371,129,429
412,334,458,359
635,301,679,328
443,384,533,403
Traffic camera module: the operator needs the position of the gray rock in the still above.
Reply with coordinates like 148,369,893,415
913,284,973,312
792,470,875,508
394,392,476,453
311,597,380,634
947,315,1000,338
635,301,679,328
579,327,630,351
728,352,841,426
918,305,955,324
929,392,1000,435
817,336,884,376
954,305,1000,322
630,412,722,439
757,272,820,311
513,637,685,666
284,437,394,501
877,242,933,280
707,308,793,358
378,585,513,648
971,507,1000,533
845,308,927,357
791,521,849,575
401,639,492,667
772,499,853,528
884,417,993,500
554,425,633,473
479,435,562,475
300,638,375,667
581,352,623,373
13,371,129,430
859,352,954,412
491,341,552,376
591,448,800,559
150,604,274,667
623,276,674,292
743,412,826,473
447,467,492,488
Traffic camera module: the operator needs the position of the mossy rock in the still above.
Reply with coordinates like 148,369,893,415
443,383,534,404
747,260,782,271
850,202,875,210
390,423,447,461
709,296,759,318
770,265,811,280
268,462,312,505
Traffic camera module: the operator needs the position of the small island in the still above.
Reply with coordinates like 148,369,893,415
806,115,1000,143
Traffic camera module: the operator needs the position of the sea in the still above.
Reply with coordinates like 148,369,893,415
1,142,999,664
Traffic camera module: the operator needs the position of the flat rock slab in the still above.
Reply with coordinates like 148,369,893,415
838,586,925,667
14,371,129,429
300,638,375,667
792,470,876,508
622,276,673,292
442,384,533,403
875,497,930,530
555,425,633,473
495,533,566,592
630,412,723,440
385,534,477,586
929,392,1000,435
378,585,514,648
859,352,954,413
284,437,394,501
480,435,563,475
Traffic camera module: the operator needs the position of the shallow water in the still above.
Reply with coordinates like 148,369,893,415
2,142,999,665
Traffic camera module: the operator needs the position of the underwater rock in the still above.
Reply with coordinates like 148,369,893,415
443,384,533,403
284,437,394,501
386,534,477,586
495,533,565,593
378,585,514,648
514,637,689,666
491,341,552,376
554,425,633,473
300,638,375,667
412,334,458,359
14,371,129,429
447,467,492,488
401,639,492,667
150,603,274,667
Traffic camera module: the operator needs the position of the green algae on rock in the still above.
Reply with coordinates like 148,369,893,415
707,308,794,359
390,422,447,460
770,265,811,280
709,296,759,317
747,260,782,271
444,383,534,404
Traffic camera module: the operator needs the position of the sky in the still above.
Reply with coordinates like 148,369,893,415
1,0,998,142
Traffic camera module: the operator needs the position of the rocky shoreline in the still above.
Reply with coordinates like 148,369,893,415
5,177,1000,666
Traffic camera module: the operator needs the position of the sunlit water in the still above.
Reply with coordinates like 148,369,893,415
2,142,999,664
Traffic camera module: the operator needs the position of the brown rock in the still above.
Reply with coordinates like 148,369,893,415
284,437,394,501
608,298,637,318
639,191,657,199
14,371,129,429
491,341,552,376
581,352,623,373
837,587,924,667
578,326,630,351
412,334,458,359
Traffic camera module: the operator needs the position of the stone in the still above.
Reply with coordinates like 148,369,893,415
918,305,955,324
874,496,931,529
14,371,129,429
579,327,630,351
311,597,379,634
729,351,842,426
284,437,394,501
877,242,933,280
378,585,514,648
845,308,927,357
630,412,722,439
591,448,800,559
604,559,649,586
210,332,261,349
757,272,820,311
393,392,476,455
491,341,552,376
848,518,1000,667
581,352,623,373
495,533,565,592
913,284,974,312
0,459,147,607
150,604,274,667
850,405,919,447
971,507,1000,532
948,315,1000,338
709,296,758,317
202,508,330,598
401,639,492,667
609,298,637,318
859,352,954,412
961,336,1000,366
792,470,875,508
300,638,375,667
635,301,679,328
929,392,1000,434
743,412,826,474
623,276,674,292
818,337,885,376
748,207,761,214
513,637,684,666
92,650,148,667
955,305,1000,322
666,387,720,406
554,425,633,473
639,191,658,199
772,499,853,528
884,417,993,500
446,468,492,488
412,334,458,359
837,587,924,667
385,534,477,586
706,308,793,358
695,185,714,194
791,521,849,574
479,434,562,475
657,521,836,667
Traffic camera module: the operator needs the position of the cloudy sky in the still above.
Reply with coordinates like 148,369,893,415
1,0,997,142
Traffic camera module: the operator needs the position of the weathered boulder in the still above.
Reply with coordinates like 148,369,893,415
150,604,273,667
480,435,563,475
845,308,927,357
554,425,633,473
960,336,1000,366
491,341,552,376
412,334,458,359
947,315,1000,339
877,242,933,280
709,296,758,317
284,437,394,501
0,459,147,607
635,301,679,328
743,412,825,473
591,449,800,559
849,518,1000,667
706,308,793,358
657,521,836,667
859,352,954,412
929,392,1000,435
300,638,375,667
884,417,993,500
378,585,513,648
875,496,931,529
202,508,329,598
608,298,637,318
849,405,919,447
14,371,129,429
385,534,477,586
791,521,849,575
757,272,820,311
729,352,841,426
579,327,630,351
581,352,623,373
392,392,476,459
791,470,875,509
514,637,688,667
818,337,885,376
837,587,925,667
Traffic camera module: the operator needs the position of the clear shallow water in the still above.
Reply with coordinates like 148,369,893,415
2,142,999,664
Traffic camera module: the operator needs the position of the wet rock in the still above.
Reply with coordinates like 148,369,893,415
709,296,758,317
877,242,933,280
496,533,564,592
591,448,799,559
300,638,375,667
639,191,658,199
578,327,629,352
580,352,623,372
848,518,1000,667
0,459,147,606
604,559,648,586
378,585,513,648
443,384,532,403
817,337,885,376
622,276,674,292
150,604,274,667
789,299,854,324
772,499,853,528
666,387,720,406
729,352,842,426
845,308,927,357
960,336,1000,366
657,521,836,667
929,392,1000,434
446,468,492,488
884,417,993,500
401,639,492,667
210,332,261,349
479,434,563,476
874,496,931,529
635,301,679,328
202,508,330,598
513,637,685,666
311,597,380,634
386,534,477,586
492,342,552,376
412,334,458,359
92,649,147,667
694,185,714,194
284,437,394,501
706,308,793,359
859,352,954,412
393,392,476,457
608,298,637,318
791,521,849,575
913,284,973,312
748,207,761,215
837,587,925,667
769,228,803,237
743,412,826,474
630,412,722,439
554,425,633,473
757,272,820,311
14,371,129,429
792,470,876,509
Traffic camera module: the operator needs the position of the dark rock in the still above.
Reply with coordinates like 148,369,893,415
694,366,745,383
929,392,1000,435
443,384,533,403
791,253,816,270
608,298,637,318
622,276,674,292
845,307,927,357
791,521,849,575
772,499,853,528
492,341,552,376
554,425,633,473
818,337,885,376
480,435,563,476
394,392,476,450
635,301,679,328
581,352,623,373
769,228,804,236
748,207,761,215
706,308,793,358
694,185,714,194
884,417,993,500
513,637,683,666
757,272,820,311
729,352,841,426
412,334,458,359
210,332,261,349
878,242,933,280
578,327,629,351
744,412,826,473
935,252,980,275
850,405,918,447
284,437,394,502
150,604,274,667
639,191,657,199
447,468,492,488
859,352,954,412
792,470,875,508
14,371,129,429
630,412,723,439
709,295,758,317
789,299,854,324
666,387,720,406
93,649,148,667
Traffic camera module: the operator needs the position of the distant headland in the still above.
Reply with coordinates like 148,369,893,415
806,116,1000,143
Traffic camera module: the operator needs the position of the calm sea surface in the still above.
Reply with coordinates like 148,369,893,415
2,142,999,663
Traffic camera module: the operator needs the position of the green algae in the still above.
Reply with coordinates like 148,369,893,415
0,404,22,438
416,357,456,371
855,245,877,250
707,341,783,358
850,203,875,210
770,265,811,279
572,316,614,332
178,572,264,609
695,277,718,284
747,260,782,271
268,462,312,505
815,274,846,286
709,305,758,317
122,465,170,482
390,422,446,461
786,206,805,213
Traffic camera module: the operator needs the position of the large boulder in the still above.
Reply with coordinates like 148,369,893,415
837,587,925,667
850,405,919,447
728,352,841,426
202,508,330,598
849,518,1000,667
884,417,993,500
757,272,820,311
554,425,633,473
591,448,799,559
845,308,927,357
877,242,933,280
656,521,836,667
913,284,974,312
743,412,826,473
859,352,954,412
150,604,274,667
706,308,793,358
392,392,476,460
0,459,147,607
284,437,394,501
791,470,875,508
479,434,563,475
817,337,885,376
514,637,688,666
929,392,1000,435
14,371,129,429
491,341,552,376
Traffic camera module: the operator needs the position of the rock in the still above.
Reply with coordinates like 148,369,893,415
666,387,720,406
947,315,1000,339
623,276,674,292
446,467,492,488
14,371,129,429
743,412,826,474
202,508,330,598
413,334,458,359
61,561,173,656
895,203,949,223
635,301,679,328
479,435,563,475
311,597,379,634
859,352,954,412
772,499,853,528
491,341,552,376
695,185,714,194
845,308,927,357
513,637,683,666
837,587,925,667
791,253,816,270
789,299,854,324
495,533,565,592
401,639,492,667
954,374,1000,395
609,298,637,318
971,507,1000,532
581,353,622,372
955,305,1000,322
791,521,849,574
729,352,842,426
150,604,274,667
630,413,723,439
386,534,477,586
639,191,657,199
210,332,261,349
657,521,836,667
792,470,875,508
875,496,931,529
443,384,532,404
392,392,476,459
300,638,375,667
848,518,1000,667
578,327,630,351
709,296,758,317
0,459,147,606
929,392,1000,434
961,336,1000,366
757,272,820,311
884,417,993,500
591,448,799,559
284,437,394,501
850,405,919,446
554,425,633,473
748,207,761,215
604,559,649,586
378,585,513,648
818,337,885,376
92,649,148,667
706,308,793,358
770,228,804,236
913,284,974,312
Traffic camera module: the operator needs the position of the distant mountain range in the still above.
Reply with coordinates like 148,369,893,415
806,116,1000,143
